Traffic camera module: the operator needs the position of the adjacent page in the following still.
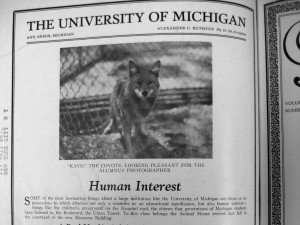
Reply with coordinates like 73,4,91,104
263,0,300,224
11,1,257,224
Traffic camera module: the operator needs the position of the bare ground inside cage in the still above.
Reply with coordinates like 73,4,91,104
59,104,212,159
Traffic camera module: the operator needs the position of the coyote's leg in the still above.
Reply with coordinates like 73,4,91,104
121,120,134,158
134,122,144,138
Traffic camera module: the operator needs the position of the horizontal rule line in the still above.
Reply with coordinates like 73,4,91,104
26,32,246,44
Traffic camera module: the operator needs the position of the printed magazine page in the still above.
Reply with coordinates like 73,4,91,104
260,0,300,224
8,0,257,224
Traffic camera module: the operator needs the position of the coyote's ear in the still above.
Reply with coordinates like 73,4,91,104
128,60,139,77
150,60,161,76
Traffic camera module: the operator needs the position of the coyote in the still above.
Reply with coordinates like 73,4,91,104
106,60,161,158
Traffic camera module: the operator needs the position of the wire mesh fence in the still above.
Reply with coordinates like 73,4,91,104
60,42,212,136
59,42,212,159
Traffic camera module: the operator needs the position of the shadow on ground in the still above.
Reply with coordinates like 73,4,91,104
60,104,212,159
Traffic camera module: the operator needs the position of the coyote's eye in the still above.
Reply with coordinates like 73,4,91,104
137,81,142,86
147,81,153,85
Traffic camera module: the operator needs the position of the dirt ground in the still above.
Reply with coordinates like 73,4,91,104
60,104,212,159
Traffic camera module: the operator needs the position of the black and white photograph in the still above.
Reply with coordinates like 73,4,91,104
59,42,212,159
